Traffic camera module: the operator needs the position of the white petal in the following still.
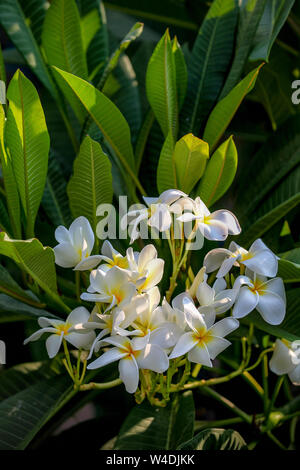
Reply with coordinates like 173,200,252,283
232,286,258,318
53,243,80,268
242,250,278,277
200,219,228,241
66,331,96,349
150,324,181,348
217,257,238,278
177,212,198,223
211,210,241,235
119,356,139,393
203,248,231,273
132,334,150,351
74,255,102,271
213,289,236,314
206,337,231,360
196,281,214,306
69,216,94,254
101,240,118,259
140,259,164,291
137,343,169,373
256,293,286,325
55,225,71,244
148,204,172,232
169,332,197,359
183,298,207,333
209,317,239,338
213,277,227,294
264,277,286,302
288,364,300,385
46,333,64,358
159,189,187,205
80,293,111,303
188,343,212,367
138,244,157,272
269,340,295,375
67,307,91,326
87,347,127,369
23,327,56,344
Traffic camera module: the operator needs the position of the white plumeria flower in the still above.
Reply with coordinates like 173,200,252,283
87,335,169,393
204,239,278,278
23,307,96,359
53,216,102,271
177,197,241,241
172,271,235,316
81,266,136,312
97,240,129,272
131,288,182,349
232,270,286,325
126,244,164,292
125,189,187,243
270,339,300,385
85,296,147,359
169,298,239,366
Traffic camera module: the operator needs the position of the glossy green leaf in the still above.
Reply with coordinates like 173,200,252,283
0,39,6,84
278,249,300,283
0,233,69,314
173,134,209,194
196,136,237,207
5,70,50,238
0,294,56,323
19,0,48,44
0,361,74,449
204,65,262,151
67,136,113,235
157,132,176,193
52,67,136,176
0,0,54,96
237,165,300,246
180,0,238,136
42,0,88,79
0,263,41,306
114,391,195,450
178,428,247,450
172,37,187,110
236,115,300,219
0,104,21,238
221,0,267,97
249,0,295,62
0,197,11,235
146,30,177,138
98,22,143,89
42,154,72,227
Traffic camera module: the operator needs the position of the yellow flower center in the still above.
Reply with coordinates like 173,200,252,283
193,328,213,347
55,323,71,336
249,279,266,296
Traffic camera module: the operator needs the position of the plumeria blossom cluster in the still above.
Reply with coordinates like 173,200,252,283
24,189,296,402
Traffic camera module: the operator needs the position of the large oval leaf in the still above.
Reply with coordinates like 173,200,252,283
178,428,247,450
5,70,50,238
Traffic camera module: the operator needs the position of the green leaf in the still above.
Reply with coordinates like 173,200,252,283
0,294,56,323
146,30,177,139
42,154,72,227
203,65,262,151
237,165,300,247
98,22,143,89
172,37,187,110
178,428,247,450
0,38,6,84
236,115,300,219
278,249,300,283
0,104,21,238
173,134,209,194
243,289,300,342
5,70,50,238
78,0,109,81
157,132,176,193
0,361,74,449
249,0,295,62
180,0,238,135
52,67,137,178
0,233,69,314
0,0,54,96
196,136,237,207
114,391,195,450
42,0,88,79
67,136,113,236
220,0,267,97
0,263,42,305
19,0,48,44
0,197,11,235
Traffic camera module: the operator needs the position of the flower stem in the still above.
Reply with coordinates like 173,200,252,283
79,378,122,391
